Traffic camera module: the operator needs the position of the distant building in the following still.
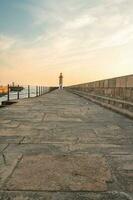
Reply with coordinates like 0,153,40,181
0,86,8,94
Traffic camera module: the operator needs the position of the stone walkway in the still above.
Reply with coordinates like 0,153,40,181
0,89,133,200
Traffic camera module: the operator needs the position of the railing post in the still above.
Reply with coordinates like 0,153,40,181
28,85,30,98
17,85,20,99
7,84,10,101
39,86,40,96
36,86,38,97
41,86,42,95
43,86,44,94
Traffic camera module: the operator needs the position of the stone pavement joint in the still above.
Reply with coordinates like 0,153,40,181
0,89,133,200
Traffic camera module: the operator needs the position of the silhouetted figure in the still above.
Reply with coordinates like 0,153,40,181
59,73,63,89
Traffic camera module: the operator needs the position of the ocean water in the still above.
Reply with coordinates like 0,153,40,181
0,86,49,106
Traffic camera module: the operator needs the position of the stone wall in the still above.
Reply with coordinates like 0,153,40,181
68,74,133,102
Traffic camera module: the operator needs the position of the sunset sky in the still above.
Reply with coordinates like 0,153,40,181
0,0,133,86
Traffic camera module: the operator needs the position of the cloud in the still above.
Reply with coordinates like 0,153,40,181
99,25,133,48
0,35,16,50
65,14,97,29
2,0,133,53
25,0,133,46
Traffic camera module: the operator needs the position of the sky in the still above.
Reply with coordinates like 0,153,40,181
0,0,133,86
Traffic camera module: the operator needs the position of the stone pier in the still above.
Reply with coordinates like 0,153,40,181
0,89,133,199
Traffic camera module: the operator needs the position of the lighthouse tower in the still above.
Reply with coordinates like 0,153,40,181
59,73,63,89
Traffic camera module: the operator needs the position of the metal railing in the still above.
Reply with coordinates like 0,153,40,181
6,85,49,101
0,85,58,106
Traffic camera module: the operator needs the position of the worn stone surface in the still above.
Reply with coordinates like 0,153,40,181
0,89,133,199
0,191,132,200
0,136,24,144
4,154,111,191
0,144,8,152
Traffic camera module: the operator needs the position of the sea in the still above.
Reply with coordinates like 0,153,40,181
0,86,49,106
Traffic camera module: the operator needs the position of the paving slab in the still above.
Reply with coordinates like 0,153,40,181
0,151,22,188
4,154,111,191
44,114,83,122
4,143,69,155
22,128,96,143
110,155,133,192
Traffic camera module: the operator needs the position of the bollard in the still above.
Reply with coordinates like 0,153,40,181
28,85,30,98
7,84,10,101
17,85,20,99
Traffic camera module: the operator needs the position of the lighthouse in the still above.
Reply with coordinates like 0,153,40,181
59,73,63,89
